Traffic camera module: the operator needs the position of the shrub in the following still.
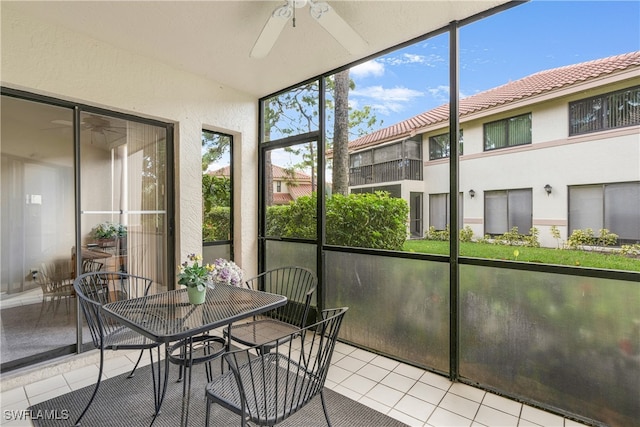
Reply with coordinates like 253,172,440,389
424,225,474,242
265,191,409,251
459,226,474,242
425,226,449,241
620,244,640,257
203,206,231,241
567,228,618,249
326,192,408,250
484,227,540,247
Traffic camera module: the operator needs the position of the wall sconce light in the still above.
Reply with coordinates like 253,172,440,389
544,184,552,195
469,189,476,198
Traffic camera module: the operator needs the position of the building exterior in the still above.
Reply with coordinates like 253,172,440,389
209,164,313,205
347,52,640,247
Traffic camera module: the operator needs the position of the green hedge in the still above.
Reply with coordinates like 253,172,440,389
203,206,231,242
266,192,408,250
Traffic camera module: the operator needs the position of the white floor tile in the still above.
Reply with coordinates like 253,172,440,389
365,383,405,407
381,371,417,393
356,363,390,382
331,384,362,401
449,382,485,402
482,392,522,416
340,373,377,395
387,408,426,427
326,364,351,383
407,381,447,405
394,362,426,380
62,364,99,386
564,419,590,427
428,407,473,427
0,387,27,406
349,348,377,362
332,341,357,356
358,395,392,415
474,405,519,427
332,355,368,372
394,394,436,422
419,370,453,391
439,392,480,420
370,354,400,371
520,405,564,427
24,376,67,399
27,385,71,405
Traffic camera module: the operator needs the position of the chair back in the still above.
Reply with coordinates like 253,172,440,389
39,262,74,296
81,259,104,274
73,271,153,349
222,307,348,425
245,266,317,328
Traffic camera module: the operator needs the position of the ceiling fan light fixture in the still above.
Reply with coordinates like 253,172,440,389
251,0,367,59
309,0,329,19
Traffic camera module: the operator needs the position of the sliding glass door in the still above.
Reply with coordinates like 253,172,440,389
0,91,173,372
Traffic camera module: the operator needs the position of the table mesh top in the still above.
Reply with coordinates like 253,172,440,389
103,284,287,342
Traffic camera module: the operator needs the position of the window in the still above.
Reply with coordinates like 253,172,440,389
276,181,282,192
202,130,233,244
569,86,640,136
569,182,640,244
429,193,463,231
484,189,532,235
429,130,464,160
484,113,531,151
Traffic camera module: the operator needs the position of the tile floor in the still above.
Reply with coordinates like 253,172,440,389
0,339,590,427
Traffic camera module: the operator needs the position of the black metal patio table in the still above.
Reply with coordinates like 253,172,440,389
102,284,287,426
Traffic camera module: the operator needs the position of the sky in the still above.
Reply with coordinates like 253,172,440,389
348,0,640,130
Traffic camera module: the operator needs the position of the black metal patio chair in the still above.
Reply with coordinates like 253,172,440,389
73,271,162,425
205,307,348,427
224,266,317,354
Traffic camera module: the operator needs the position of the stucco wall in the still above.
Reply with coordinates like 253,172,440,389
421,81,640,248
1,7,260,276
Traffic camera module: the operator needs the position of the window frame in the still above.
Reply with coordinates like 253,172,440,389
568,181,640,244
429,130,464,160
484,188,533,236
568,85,640,136
483,113,532,151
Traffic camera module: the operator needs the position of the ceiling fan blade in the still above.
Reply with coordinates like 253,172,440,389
250,3,292,59
310,1,367,55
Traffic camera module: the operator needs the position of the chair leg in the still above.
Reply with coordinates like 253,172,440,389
74,346,105,426
320,389,332,427
204,397,211,427
35,299,47,327
127,349,145,378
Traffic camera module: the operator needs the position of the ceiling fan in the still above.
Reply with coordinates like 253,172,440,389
48,114,127,146
251,0,368,59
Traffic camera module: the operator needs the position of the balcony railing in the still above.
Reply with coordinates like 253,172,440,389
349,159,422,186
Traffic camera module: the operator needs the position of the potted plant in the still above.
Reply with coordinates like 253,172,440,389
178,254,213,305
91,221,127,247
209,258,243,287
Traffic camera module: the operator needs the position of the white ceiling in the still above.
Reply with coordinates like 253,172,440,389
3,0,513,98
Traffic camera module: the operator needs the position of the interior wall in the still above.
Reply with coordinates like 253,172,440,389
1,7,260,277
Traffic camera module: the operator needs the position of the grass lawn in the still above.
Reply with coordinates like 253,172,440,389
403,240,640,272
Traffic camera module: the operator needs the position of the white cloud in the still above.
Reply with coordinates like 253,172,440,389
381,52,444,67
351,85,424,116
427,85,450,103
350,60,385,78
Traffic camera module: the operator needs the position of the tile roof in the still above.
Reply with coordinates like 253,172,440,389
271,164,312,182
207,164,312,183
348,51,640,151
288,183,314,200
